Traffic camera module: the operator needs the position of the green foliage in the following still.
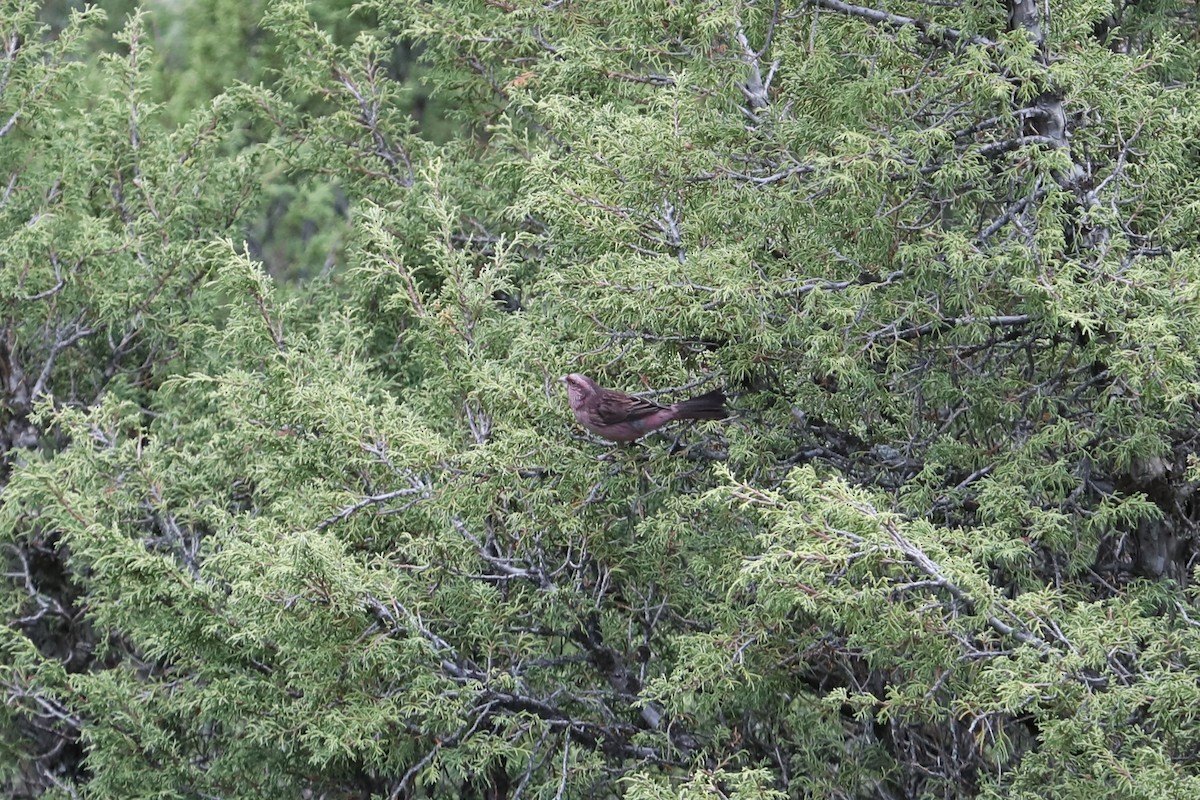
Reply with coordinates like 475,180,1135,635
7,0,1200,798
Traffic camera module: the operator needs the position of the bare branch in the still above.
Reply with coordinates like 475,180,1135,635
813,0,997,47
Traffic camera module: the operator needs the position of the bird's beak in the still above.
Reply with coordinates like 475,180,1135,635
558,375,568,384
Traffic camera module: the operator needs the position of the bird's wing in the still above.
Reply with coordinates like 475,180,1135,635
592,390,667,425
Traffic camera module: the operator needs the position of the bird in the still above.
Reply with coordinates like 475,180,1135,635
560,373,728,443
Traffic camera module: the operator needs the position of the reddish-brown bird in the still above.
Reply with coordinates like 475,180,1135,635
561,373,728,442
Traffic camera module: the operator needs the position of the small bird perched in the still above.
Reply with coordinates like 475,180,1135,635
561,373,728,442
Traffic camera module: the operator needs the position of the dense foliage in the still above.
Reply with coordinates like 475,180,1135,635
5,0,1200,797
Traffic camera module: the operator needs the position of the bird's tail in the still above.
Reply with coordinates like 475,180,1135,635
671,389,728,421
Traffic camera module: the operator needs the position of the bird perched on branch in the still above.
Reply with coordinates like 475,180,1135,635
561,373,727,442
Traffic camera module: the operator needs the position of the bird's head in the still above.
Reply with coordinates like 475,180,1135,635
560,373,597,405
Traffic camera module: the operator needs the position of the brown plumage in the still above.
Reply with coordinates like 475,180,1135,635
561,373,727,442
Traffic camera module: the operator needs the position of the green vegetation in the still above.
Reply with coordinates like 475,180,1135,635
5,0,1200,797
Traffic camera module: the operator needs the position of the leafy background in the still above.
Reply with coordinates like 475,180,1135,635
4,0,1200,798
